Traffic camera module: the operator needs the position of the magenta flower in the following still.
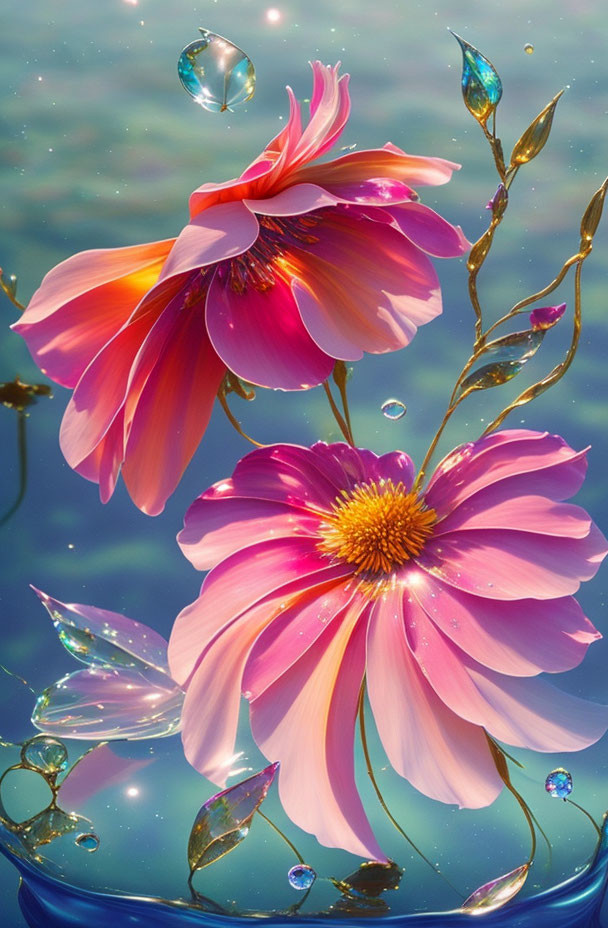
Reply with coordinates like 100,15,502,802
12,62,468,515
168,431,608,861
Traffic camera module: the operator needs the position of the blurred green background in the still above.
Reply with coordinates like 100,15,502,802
1,0,607,923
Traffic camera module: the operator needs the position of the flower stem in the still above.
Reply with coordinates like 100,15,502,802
217,389,264,448
565,799,602,839
323,380,354,446
357,682,463,898
0,411,27,527
413,394,466,492
257,809,305,864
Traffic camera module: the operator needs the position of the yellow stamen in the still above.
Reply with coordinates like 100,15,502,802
318,479,436,576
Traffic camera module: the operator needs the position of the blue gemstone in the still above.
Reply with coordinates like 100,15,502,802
288,864,316,891
545,767,572,799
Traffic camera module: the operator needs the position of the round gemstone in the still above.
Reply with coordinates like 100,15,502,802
20,735,68,775
545,768,572,799
288,864,316,891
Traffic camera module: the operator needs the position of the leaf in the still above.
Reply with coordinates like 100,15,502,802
331,861,403,899
580,177,608,244
32,667,184,741
32,588,171,678
20,807,92,851
466,229,494,273
461,863,530,914
458,328,546,396
510,90,564,166
451,33,502,125
188,763,279,874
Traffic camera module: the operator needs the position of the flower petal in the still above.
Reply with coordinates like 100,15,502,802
189,159,276,219
177,496,321,571
206,268,334,390
403,594,608,751
386,202,470,257
249,599,387,861
292,209,441,359
290,143,460,190
180,594,288,785
417,525,607,600
59,306,165,472
410,573,601,676
366,586,502,808
121,298,226,516
168,537,349,685
244,183,339,216
424,430,588,518
436,490,592,539
243,579,358,699
159,201,259,281
13,239,174,388
180,575,349,785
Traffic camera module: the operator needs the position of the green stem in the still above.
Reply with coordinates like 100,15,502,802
323,381,353,446
565,799,602,839
257,809,305,864
358,682,463,898
0,411,27,527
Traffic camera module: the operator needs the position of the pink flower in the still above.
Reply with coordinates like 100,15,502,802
168,431,608,861
12,62,468,515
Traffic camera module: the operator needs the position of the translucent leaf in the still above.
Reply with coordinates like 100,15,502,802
458,328,546,396
0,268,18,299
461,863,529,914
188,763,279,874
32,588,171,678
510,90,563,166
452,33,502,125
20,807,91,851
32,667,184,741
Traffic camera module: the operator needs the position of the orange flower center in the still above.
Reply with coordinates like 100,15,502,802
317,479,436,576
227,213,320,294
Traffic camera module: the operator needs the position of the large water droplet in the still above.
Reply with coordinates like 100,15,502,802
288,863,316,891
178,29,255,113
21,736,68,775
545,767,572,799
381,399,406,420
75,832,100,852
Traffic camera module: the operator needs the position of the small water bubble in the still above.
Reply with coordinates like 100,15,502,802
381,398,407,420
545,767,572,799
75,832,100,852
288,863,316,890
524,43,534,54
178,29,255,113
21,735,68,775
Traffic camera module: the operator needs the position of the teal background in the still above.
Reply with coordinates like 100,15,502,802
1,0,607,923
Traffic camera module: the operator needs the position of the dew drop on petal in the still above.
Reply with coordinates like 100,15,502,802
21,735,68,775
75,832,100,852
524,43,535,54
178,29,255,113
381,399,407,420
545,767,572,798
288,864,317,890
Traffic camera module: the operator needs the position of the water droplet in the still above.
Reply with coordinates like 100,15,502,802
524,43,535,54
288,863,317,891
381,399,407,420
545,767,572,798
21,736,68,775
75,832,100,852
178,29,255,113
